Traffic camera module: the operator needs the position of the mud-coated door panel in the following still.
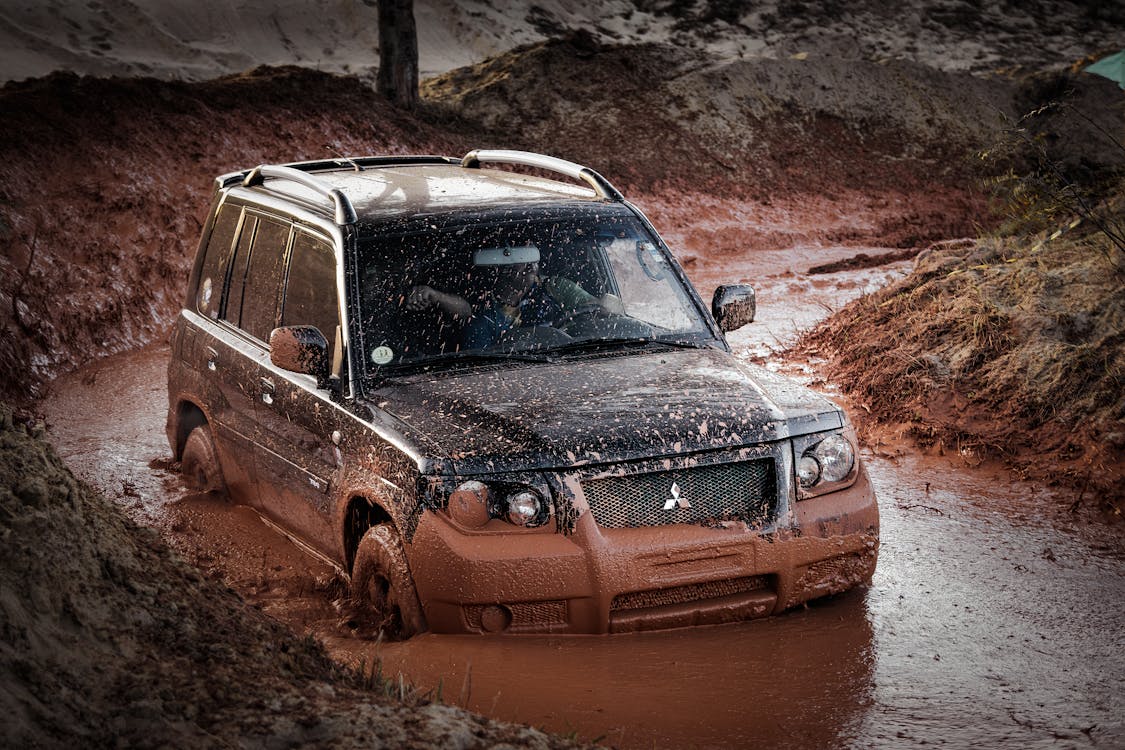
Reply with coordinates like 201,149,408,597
251,371,340,555
249,226,343,554
185,315,261,506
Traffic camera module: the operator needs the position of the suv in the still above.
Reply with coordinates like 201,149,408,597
166,150,879,636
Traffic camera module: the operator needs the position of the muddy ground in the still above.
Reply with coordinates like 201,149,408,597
2,11,1124,749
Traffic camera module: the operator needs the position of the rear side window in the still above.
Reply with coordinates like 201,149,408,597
282,230,339,351
196,203,240,319
239,217,291,341
223,214,257,328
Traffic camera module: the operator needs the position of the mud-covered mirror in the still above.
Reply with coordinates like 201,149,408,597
712,284,756,332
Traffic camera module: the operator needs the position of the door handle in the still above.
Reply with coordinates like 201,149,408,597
205,346,218,371
260,377,275,405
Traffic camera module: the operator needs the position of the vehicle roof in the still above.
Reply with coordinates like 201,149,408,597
225,160,611,226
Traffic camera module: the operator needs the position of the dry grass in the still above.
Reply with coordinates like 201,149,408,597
796,192,1125,512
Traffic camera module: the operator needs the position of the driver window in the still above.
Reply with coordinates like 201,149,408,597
282,230,339,360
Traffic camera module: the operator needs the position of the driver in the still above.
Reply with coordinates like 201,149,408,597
410,244,622,349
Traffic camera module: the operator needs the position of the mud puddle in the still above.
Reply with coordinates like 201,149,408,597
683,244,913,360
39,256,1124,748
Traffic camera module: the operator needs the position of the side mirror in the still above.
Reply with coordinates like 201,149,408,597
269,326,329,383
712,285,756,332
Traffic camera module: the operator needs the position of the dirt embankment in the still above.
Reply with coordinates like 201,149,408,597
0,404,578,748
0,67,485,402
794,70,1125,512
0,39,1018,402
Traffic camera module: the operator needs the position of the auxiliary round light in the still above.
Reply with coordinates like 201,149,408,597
797,455,821,488
448,480,491,528
816,434,855,483
506,489,546,527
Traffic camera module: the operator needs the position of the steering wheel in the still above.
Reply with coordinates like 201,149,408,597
556,303,609,334
556,304,657,339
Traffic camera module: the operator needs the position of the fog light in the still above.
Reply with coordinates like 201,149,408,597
797,456,821,487
480,604,512,633
448,480,491,528
506,489,547,527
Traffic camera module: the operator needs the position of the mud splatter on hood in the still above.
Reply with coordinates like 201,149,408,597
368,347,842,474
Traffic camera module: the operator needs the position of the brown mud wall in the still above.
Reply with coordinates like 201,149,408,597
0,41,1005,402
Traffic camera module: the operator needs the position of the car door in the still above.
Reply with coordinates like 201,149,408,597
250,225,344,554
185,202,262,505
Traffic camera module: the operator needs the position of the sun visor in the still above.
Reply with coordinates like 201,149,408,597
473,245,540,266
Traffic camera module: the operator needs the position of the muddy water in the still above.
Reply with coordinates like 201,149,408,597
40,253,1125,748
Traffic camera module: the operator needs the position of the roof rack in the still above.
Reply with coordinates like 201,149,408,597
230,156,463,225
241,165,357,225
461,149,625,201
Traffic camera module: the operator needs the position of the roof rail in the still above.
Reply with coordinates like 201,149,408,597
461,149,624,201
220,155,459,189
241,165,358,225
277,155,460,173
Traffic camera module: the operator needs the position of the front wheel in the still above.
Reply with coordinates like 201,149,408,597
350,524,426,639
181,425,226,494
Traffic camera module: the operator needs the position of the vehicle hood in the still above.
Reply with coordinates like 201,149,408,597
368,347,843,474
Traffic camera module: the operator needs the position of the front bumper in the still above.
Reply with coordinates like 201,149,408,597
408,466,879,634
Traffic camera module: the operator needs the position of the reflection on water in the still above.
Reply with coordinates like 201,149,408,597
337,591,876,748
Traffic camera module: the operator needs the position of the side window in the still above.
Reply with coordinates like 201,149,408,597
196,203,240,319
282,231,339,353
223,214,257,328
239,217,291,342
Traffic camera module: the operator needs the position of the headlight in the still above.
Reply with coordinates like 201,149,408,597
448,480,491,528
815,434,854,483
505,489,549,527
794,430,858,498
429,474,554,530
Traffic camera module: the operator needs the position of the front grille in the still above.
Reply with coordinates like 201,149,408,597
612,576,770,612
581,458,777,529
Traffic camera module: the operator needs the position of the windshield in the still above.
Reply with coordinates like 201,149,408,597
356,210,713,375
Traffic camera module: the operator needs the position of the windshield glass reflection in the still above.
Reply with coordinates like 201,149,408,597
357,210,712,375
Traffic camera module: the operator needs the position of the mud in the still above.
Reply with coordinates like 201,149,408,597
40,324,1125,749
6,11,1124,746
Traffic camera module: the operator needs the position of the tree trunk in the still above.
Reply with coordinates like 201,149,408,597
377,0,419,108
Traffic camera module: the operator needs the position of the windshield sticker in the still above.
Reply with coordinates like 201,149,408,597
200,277,212,308
371,345,395,365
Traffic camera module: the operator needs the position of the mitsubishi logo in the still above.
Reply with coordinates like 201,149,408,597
663,481,692,510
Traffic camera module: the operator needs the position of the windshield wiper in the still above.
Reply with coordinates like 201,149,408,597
546,336,712,356
376,350,554,378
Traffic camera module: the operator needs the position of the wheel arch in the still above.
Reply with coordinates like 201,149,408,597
172,400,208,459
343,495,394,573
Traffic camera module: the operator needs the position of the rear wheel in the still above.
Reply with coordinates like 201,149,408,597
350,524,426,639
181,425,226,494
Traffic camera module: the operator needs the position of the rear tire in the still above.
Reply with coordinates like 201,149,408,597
181,425,226,494
350,524,426,639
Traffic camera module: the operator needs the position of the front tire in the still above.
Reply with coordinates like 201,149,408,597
181,425,226,494
350,524,426,639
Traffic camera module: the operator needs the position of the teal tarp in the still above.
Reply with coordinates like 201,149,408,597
1085,51,1125,89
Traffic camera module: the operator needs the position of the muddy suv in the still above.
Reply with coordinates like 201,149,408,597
166,150,879,636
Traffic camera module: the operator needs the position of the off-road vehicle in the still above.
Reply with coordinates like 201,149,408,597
166,149,879,636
